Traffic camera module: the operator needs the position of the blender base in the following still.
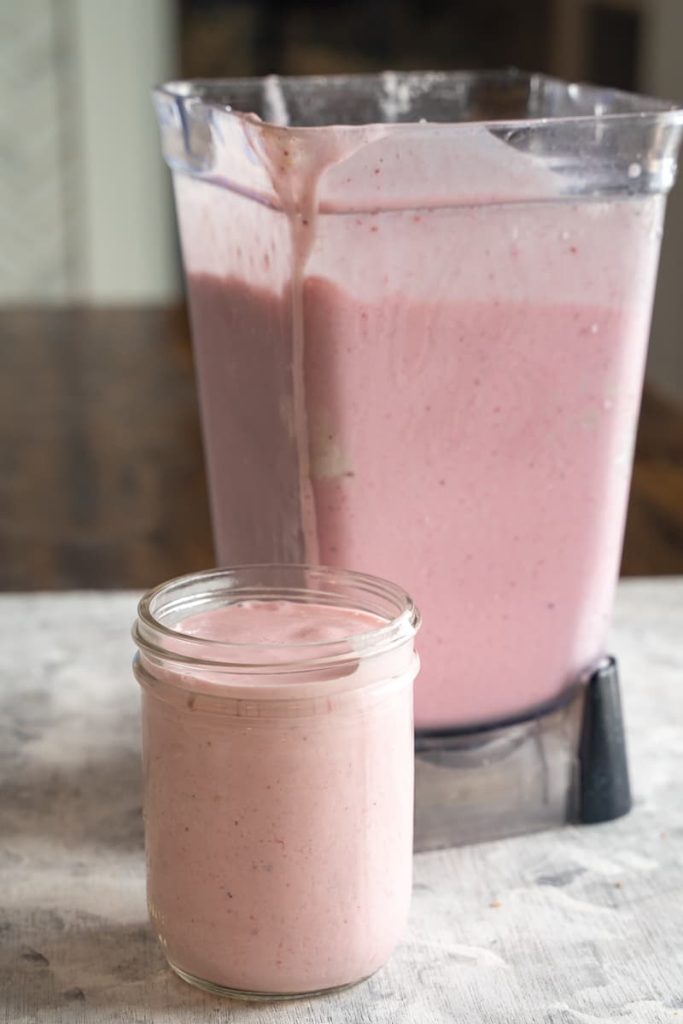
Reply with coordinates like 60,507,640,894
414,656,631,851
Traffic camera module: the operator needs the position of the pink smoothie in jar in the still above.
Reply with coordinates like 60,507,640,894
133,565,420,998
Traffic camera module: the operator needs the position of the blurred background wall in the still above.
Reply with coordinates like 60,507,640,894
1,0,178,304
2,0,682,402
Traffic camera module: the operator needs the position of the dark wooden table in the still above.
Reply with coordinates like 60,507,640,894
1,307,682,591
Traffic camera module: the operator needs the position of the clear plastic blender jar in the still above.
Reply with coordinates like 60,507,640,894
154,71,682,733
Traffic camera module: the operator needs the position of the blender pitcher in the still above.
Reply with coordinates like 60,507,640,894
154,72,682,841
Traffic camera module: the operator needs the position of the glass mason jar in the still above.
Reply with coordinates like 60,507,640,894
132,564,420,1000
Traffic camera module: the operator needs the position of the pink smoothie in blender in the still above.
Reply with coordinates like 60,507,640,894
155,72,682,734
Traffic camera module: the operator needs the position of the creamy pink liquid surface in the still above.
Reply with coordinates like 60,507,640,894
142,600,415,994
173,126,663,729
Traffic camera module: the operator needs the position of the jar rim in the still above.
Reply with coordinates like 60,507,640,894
134,564,420,674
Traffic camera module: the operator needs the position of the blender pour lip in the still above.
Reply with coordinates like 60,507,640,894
153,70,683,133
